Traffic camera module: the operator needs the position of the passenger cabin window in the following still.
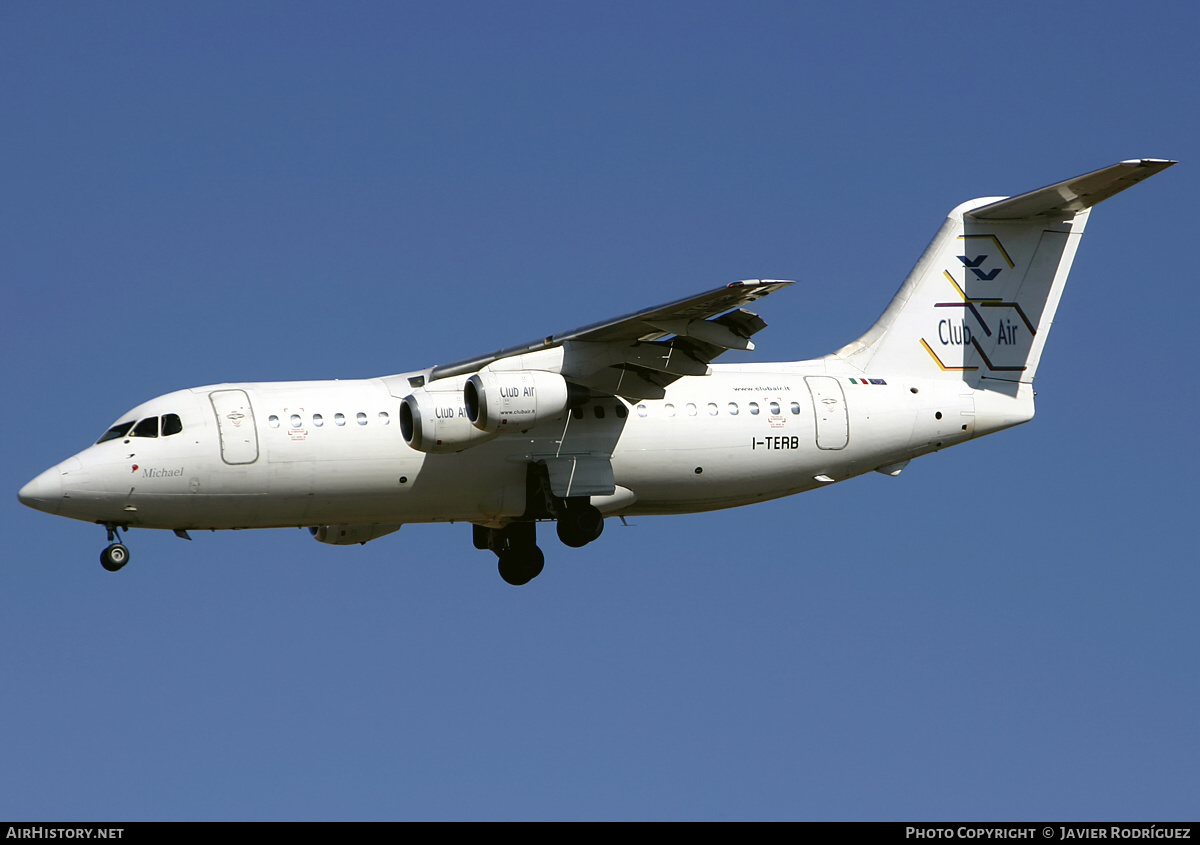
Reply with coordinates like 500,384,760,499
313,414,324,427
749,402,760,415
708,403,718,415
97,421,134,444
769,401,781,415
614,404,627,419
636,404,648,417
335,413,346,426
728,403,739,415
790,402,801,415
162,413,183,436
378,412,390,425
357,412,368,425
593,406,605,420
132,417,159,438
268,415,280,428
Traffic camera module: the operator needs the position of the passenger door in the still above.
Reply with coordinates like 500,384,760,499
805,376,849,450
209,389,259,465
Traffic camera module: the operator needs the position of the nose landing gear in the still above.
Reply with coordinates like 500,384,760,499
99,524,130,572
101,543,130,571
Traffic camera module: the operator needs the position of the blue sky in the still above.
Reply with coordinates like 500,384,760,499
3,1,1196,821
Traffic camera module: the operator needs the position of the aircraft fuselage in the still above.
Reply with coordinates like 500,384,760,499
21,360,1027,532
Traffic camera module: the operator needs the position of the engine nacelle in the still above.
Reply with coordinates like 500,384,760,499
309,524,403,545
465,370,582,433
400,386,499,453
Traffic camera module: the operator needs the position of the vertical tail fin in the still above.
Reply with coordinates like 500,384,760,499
835,159,1175,390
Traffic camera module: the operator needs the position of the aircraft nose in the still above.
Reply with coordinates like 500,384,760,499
18,463,67,515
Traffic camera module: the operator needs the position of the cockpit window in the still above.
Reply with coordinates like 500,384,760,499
162,414,183,436
132,417,159,438
97,421,135,443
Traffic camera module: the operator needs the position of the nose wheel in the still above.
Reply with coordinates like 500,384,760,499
101,543,130,572
99,523,130,572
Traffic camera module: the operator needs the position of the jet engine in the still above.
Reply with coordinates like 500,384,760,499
465,370,584,433
309,524,403,545
400,387,499,453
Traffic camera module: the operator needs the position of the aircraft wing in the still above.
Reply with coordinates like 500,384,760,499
429,279,794,399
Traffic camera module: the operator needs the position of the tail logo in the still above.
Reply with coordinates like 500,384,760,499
921,234,1032,373
955,234,1014,281
957,255,1002,280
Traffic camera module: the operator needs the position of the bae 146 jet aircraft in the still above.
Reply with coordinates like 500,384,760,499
18,158,1175,584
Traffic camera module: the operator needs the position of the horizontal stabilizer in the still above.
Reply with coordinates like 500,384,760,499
969,159,1176,220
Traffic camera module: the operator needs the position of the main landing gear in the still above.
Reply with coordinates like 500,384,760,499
472,498,606,586
100,523,130,572
475,522,545,586
556,499,605,548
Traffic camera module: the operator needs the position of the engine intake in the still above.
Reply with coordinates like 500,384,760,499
400,386,499,453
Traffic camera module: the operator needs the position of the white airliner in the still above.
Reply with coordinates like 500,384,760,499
18,159,1175,584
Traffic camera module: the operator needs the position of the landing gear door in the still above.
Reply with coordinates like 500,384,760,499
210,389,259,465
805,376,849,450
538,455,617,498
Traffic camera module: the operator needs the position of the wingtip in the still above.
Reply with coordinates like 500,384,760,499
727,278,796,288
1120,158,1178,167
